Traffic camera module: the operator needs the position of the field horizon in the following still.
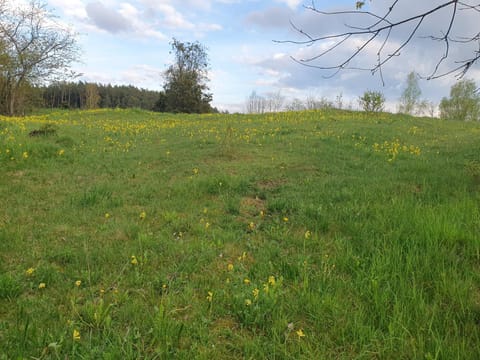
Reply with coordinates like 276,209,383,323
1,108,479,359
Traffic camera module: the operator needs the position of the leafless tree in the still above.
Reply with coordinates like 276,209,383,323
265,91,285,112
278,1,480,84
246,91,266,113
0,0,80,115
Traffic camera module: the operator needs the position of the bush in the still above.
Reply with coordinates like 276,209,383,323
359,90,385,112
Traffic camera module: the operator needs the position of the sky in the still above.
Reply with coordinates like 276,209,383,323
39,0,480,112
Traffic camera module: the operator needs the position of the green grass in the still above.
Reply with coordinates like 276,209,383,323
0,108,479,359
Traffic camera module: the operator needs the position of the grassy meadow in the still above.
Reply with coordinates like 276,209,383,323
0,108,479,359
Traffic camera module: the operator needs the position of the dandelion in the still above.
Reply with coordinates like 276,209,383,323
253,288,259,299
38,282,46,289
131,255,138,265
296,329,306,338
245,299,252,306
58,149,65,156
75,280,82,287
22,151,28,159
73,329,81,341
268,275,276,286
25,267,35,276
238,252,247,261
206,291,213,302
304,230,311,239
283,217,289,222
227,263,234,271
139,211,146,220
248,222,255,231
193,168,199,175
104,213,110,219
243,278,251,285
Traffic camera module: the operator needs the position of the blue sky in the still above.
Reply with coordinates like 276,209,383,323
44,0,480,112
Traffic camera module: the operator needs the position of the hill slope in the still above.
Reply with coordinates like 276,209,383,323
1,109,479,358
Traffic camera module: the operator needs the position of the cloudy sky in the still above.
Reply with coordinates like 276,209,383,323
44,0,480,112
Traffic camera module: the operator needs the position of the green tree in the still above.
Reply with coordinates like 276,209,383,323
162,39,212,113
439,79,480,121
359,90,385,112
0,0,79,115
398,72,422,115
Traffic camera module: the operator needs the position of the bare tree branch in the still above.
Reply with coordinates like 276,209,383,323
277,1,480,81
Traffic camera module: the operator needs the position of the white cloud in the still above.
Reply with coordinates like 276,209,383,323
49,0,88,20
120,64,164,88
275,0,302,9
86,2,131,33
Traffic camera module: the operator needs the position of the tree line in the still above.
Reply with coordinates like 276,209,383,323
0,1,214,116
40,82,163,111
246,73,480,122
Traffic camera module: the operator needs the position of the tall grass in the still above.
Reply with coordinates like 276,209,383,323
0,108,479,358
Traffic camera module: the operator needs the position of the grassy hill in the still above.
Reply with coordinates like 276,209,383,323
1,108,479,358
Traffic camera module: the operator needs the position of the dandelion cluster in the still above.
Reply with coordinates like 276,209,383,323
372,139,421,161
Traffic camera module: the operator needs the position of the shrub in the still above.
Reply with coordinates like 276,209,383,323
359,90,385,112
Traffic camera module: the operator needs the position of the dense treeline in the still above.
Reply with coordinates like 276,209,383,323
41,82,163,111
0,79,219,115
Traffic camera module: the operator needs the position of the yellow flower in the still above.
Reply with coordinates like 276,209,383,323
248,222,255,231
304,230,311,239
25,267,35,276
131,255,138,265
296,329,306,338
245,299,252,306
58,149,65,156
22,151,28,159
227,263,234,271
193,168,199,175
252,288,259,299
268,276,276,286
104,212,110,219
205,222,210,229
206,291,213,302
139,211,146,220
73,329,81,341
243,278,251,285
283,217,289,222
38,282,46,289
75,280,82,287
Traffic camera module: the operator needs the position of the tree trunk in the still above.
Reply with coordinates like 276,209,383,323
8,86,15,116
